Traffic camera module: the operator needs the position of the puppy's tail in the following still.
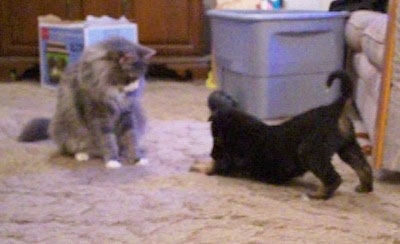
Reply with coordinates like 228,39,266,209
207,90,238,113
327,70,362,120
18,118,51,142
327,70,353,102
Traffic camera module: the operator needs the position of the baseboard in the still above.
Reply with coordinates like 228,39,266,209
0,57,39,81
0,55,211,81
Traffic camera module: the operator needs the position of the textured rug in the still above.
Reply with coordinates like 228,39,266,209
1,80,400,243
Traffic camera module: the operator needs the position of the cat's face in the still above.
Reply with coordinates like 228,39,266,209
109,51,147,93
108,44,156,94
80,38,156,95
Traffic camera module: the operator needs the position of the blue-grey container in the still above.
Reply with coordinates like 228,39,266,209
208,10,349,119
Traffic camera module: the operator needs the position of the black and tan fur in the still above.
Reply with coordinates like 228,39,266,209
191,70,373,199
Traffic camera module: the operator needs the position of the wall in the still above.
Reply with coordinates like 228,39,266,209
214,0,259,9
284,0,334,10
213,0,335,10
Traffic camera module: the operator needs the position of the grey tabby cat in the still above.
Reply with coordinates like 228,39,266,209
19,37,156,168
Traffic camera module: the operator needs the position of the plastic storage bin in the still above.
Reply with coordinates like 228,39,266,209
208,10,349,119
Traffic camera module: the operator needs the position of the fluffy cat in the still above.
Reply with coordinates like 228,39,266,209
19,37,156,168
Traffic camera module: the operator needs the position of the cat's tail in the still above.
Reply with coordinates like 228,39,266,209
207,90,239,114
327,70,353,102
18,118,51,142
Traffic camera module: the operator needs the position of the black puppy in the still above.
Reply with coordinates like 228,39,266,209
191,70,373,200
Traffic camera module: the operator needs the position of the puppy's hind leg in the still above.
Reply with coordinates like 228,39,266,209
299,138,342,200
338,139,373,193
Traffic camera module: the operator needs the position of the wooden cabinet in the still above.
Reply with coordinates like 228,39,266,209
81,0,206,56
0,0,209,79
0,0,81,56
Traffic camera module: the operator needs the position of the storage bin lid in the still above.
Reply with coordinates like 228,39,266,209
207,10,349,21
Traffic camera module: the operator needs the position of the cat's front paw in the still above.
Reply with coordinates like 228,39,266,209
136,158,149,166
75,152,90,162
105,160,122,169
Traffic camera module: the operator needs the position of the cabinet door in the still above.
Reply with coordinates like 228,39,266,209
127,0,205,56
0,0,81,56
1,0,205,56
81,0,205,56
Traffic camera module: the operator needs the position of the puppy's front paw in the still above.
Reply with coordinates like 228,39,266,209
190,160,215,175
75,152,90,162
106,160,122,169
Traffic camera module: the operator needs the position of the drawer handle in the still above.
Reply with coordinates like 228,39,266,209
277,29,330,36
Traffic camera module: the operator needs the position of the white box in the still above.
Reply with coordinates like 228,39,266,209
38,15,138,87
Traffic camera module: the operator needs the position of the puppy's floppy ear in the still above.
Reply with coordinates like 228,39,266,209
208,113,216,122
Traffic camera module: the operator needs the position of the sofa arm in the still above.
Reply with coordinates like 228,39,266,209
345,10,385,52
362,14,388,70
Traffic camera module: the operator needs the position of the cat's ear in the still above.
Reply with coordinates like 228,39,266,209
118,45,156,65
136,44,156,61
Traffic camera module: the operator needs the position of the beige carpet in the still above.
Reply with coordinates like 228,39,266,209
1,80,400,243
